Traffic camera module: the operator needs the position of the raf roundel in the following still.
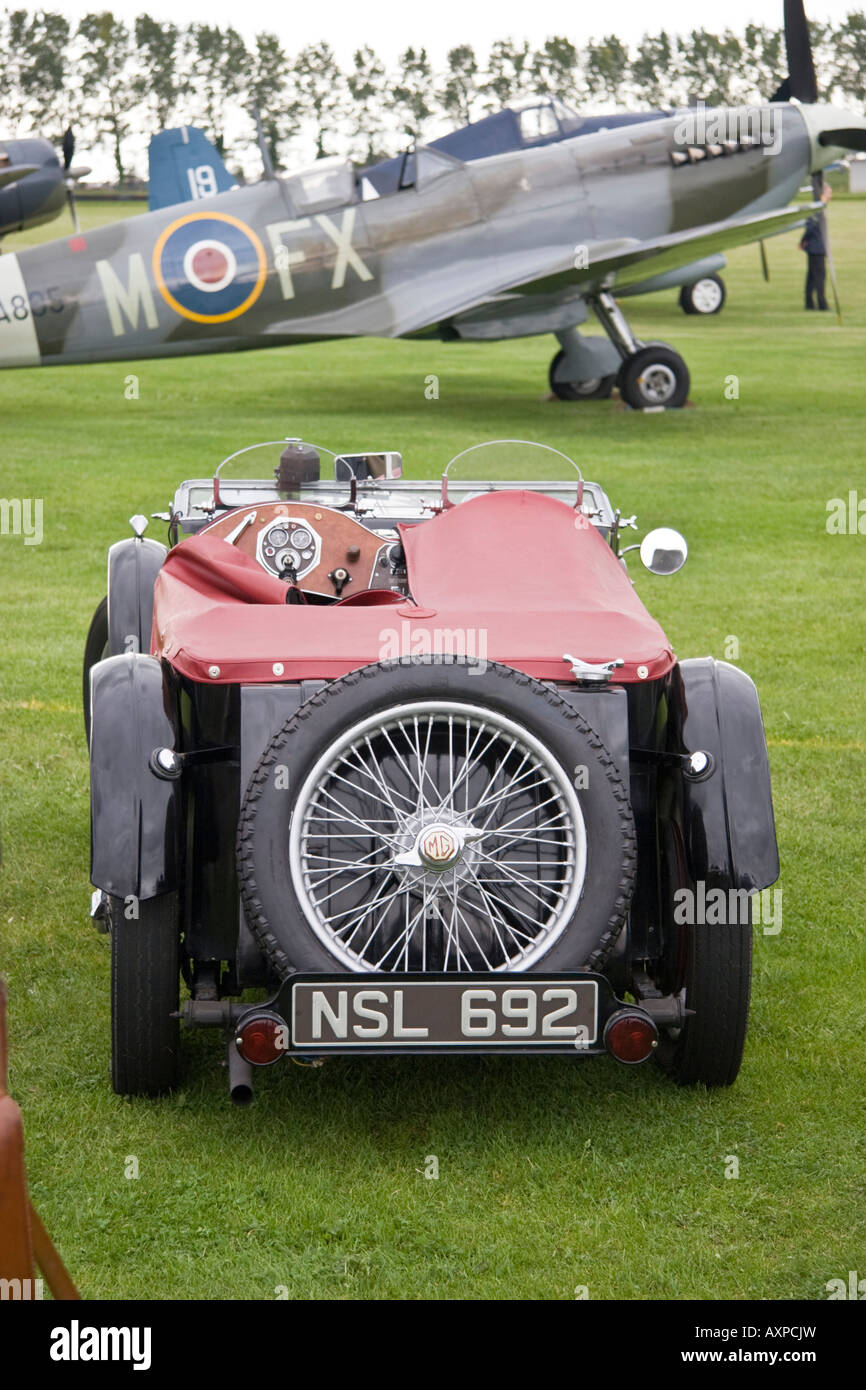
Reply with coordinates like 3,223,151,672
152,212,267,324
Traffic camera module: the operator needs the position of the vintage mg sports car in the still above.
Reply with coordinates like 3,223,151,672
83,439,779,1101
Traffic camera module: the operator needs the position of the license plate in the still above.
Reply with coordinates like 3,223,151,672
290,978,598,1051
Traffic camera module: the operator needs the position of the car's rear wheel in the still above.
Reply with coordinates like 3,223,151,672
109,891,180,1095
238,660,636,978
654,823,752,1086
656,918,752,1086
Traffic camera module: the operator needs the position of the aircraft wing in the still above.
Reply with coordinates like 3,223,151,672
531,202,818,296
262,202,816,343
428,202,818,337
262,243,583,340
0,165,38,189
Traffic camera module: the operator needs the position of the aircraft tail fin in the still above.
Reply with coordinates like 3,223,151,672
147,126,236,211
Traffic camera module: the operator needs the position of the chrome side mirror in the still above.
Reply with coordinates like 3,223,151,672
640,527,688,575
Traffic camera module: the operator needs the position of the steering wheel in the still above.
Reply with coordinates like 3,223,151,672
200,501,389,600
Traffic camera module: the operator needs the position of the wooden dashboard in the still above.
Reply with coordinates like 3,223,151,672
201,502,391,599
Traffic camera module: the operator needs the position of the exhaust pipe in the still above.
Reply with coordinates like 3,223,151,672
228,1039,254,1106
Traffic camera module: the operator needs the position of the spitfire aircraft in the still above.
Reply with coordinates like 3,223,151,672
153,109,730,323
0,2,863,407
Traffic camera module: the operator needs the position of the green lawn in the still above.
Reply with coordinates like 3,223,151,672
0,198,864,1301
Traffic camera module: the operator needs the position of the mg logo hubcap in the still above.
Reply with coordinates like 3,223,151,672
417,825,461,869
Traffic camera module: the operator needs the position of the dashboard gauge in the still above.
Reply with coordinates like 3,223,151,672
253,513,322,581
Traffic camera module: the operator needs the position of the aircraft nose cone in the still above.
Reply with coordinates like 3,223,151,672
797,104,866,172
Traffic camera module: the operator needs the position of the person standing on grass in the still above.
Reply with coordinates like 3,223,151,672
800,183,833,310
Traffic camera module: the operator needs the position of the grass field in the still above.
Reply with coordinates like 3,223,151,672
1,195,864,1302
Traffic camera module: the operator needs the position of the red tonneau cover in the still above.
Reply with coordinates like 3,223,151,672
151,491,675,684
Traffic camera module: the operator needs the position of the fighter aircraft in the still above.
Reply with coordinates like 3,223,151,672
154,108,729,327
363,95,733,325
0,1,863,407
0,130,88,237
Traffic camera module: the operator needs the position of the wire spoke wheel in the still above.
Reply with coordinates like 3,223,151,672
289,701,587,972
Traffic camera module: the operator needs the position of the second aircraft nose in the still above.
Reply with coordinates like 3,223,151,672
796,103,866,172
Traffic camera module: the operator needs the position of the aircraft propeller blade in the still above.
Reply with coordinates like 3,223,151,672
819,128,866,152
767,5,843,319
61,126,75,172
769,0,819,103
65,183,81,234
60,126,84,233
783,0,819,103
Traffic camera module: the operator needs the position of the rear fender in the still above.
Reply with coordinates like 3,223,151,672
673,658,779,891
107,536,166,656
89,653,180,900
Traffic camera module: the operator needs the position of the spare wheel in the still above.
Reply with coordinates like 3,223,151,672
237,659,636,977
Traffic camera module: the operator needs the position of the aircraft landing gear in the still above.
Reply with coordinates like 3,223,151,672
548,350,616,400
680,273,726,315
548,324,621,402
589,289,691,409
617,345,690,409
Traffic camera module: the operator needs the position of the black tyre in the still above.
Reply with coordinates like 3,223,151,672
679,274,726,316
618,345,690,410
238,659,636,978
109,891,180,1095
654,824,752,1086
549,350,616,401
82,597,109,744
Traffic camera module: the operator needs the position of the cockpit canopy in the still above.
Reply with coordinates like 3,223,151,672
282,156,356,215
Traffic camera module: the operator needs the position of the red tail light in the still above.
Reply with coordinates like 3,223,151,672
603,1009,658,1064
235,1012,288,1066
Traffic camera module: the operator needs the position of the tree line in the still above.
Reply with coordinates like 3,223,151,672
1,10,865,183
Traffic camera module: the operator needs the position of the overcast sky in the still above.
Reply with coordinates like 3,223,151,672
28,1,857,65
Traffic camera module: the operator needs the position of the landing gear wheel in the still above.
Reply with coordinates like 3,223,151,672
618,345,690,409
109,891,180,1095
237,659,637,978
548,351,616,401
679,274,726,315
82,596,109,744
